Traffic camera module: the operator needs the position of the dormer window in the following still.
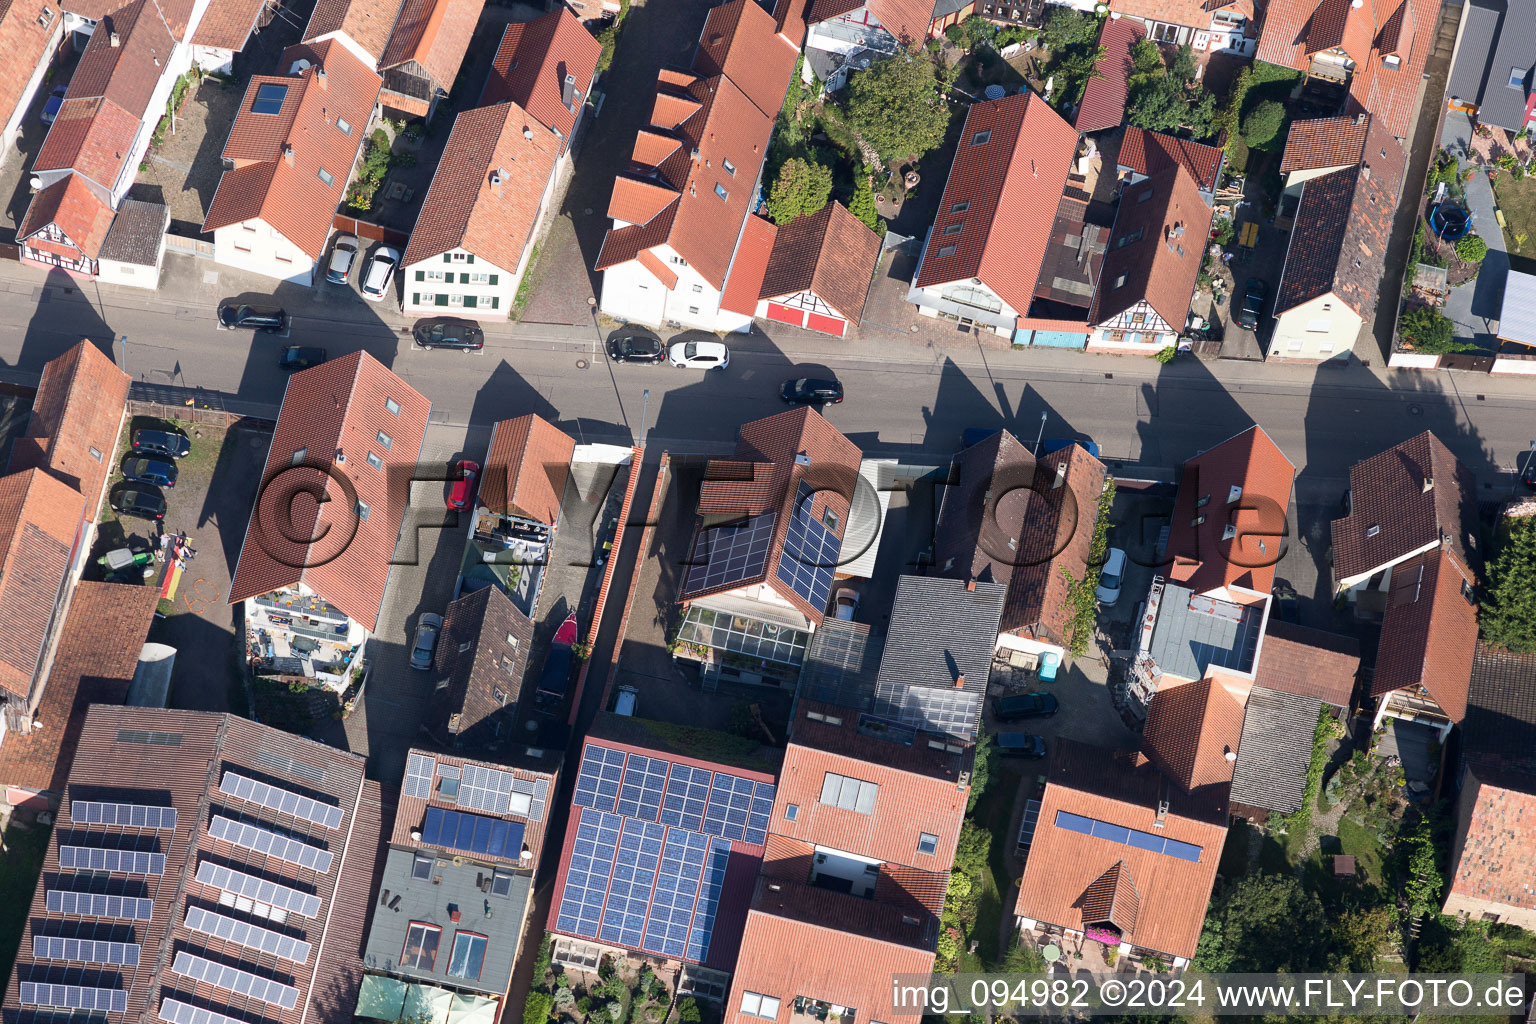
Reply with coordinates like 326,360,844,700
1227,485,1242,503
950,201,970,213
1511,67,1528,89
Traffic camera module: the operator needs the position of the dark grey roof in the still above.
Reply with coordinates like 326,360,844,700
1145,581,1262,682
1477,0,1536,130
1463,641,1536,783
797,617,880,709
98,199,167,265
433,585,536,750
1230,686,1321,813
875,575,1005,692
361,847,530,997
1448,0,1503,106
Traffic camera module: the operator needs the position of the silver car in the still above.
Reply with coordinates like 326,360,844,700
409,612,443,670
326,234,359,284
362,246,401,301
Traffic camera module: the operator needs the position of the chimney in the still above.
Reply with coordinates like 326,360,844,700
1155,799,1169,827
109,30,120,45
448,906,461,923
317,65,327,89
965,580,976,591
561,72,578,111
490,168,505,187
954,673,966,689
1422,476,1434,492
282,144,295,167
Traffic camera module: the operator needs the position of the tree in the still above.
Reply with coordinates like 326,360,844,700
1456,232,1489,263
1195,874,1330,973
522,993,554,1024
966,731,995,812
845,173,883,234
1331,906,1396,971
1402,814,1444,918
949,14,992,50
1167,43,1197,82
766,157,832,224
1240,98,1288,151
1046,44,1105,108
1040,7,1101,51
677,1000,703,1024
1483,516,1536,651
1186,91,1218,138
844,52,950,161
953,820,992,876
1398,307,1473,354
1129,37,1163,78
1127,76,1187,133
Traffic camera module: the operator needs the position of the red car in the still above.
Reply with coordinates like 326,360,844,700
447,460,479,510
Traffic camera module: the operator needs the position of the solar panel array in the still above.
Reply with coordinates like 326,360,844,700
684,513,775,594
419,805,524,861
775,483,840,610
207,815,334,872
32,936,141,967
58,847,166,875
403,752,436,799
162,997,252,1024
574,746,774,846
1053,811,1204,862
45,891,153,920
172,951,300,1009
458,764,517,814
20,984,126,1012
219,772,344,830
185,906,311,963
69,801,177,830
195,862,323,918
640,829,709,959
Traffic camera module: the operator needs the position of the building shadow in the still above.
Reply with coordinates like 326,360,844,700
13,268,116,373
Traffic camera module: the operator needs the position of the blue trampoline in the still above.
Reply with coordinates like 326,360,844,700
1429,202,1470,240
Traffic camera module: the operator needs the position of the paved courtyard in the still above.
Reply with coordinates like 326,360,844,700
133,76,246,231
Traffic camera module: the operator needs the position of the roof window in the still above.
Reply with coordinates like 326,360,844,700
400,923,440,970
723,158,736,176
971,129,992,145
1195,494,1210,508
318,168,333,186
943,223,963,236
446,932,487,980
741,993,781,1019
938,244,957,257
1366,524,1381,538
1221,524,1236,540
950,201,970,213
917,832,939,855
1227,484,1242,502
714,183,728,201
819,772,878,814
784,804,799,821
1511,67,1528,89
252,83,288,114
385,397,401,415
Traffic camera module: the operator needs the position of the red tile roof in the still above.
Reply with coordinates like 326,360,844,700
482,413,575,525
67,0,176,113
0,0,64,148
482,9,601,144
227,351,430,631
0,581,158,792
1163,425,1295,595
1279,114,1371,174
204,41,381,260
806,0,936,46
1014,739,1228,959
1076,17,1145,132
758,201,881,321
33,97,140,189
1141,678,1245,793
1005,444,1109,643
934,428,1036,589
1253,619,1360,705
191,0,268,49
1370,546,1477,723
8,339,130,517
916,92,1079,312
1118,126,1225,193
1447,768,1536,914
692,0,799,119
401,102,562,273
377,0,485,90
0,469,87,701
17,176,116,260
392,747,556,863
1091,164,1214,330
720,213,777,316
1109,0,1253,31
303,0,401,62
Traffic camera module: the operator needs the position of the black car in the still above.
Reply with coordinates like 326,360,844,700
218,303,288,333
279,345,328,371
607,334,664,363
120,455,178,488
1236,278,1266,330
413,319,485,351
132,429,191,459
110,485,166,522
1522,454,1536,491
781,377,844,405
993,692,1059,721
997,733,1048,759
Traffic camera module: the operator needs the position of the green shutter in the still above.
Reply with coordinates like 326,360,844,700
488,274,498,286
466,254,475,264
436,294,449,307
415,270,424,281
489,297,498,309
412,293,419,304
460,272,470,284
464,295,478,309
443,254,452,264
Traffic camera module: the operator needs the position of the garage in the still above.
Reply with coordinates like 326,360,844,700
805,311,845,336
766,302,803,327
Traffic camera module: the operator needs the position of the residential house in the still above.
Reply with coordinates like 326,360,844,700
360,749,556,1002
95,196,168,287
1015,738,1228,966
188,0,270,72
801,0,934,93
1254,0,1439,141
431,585,536,748
674,408,862,689
1107,0,1257,55
719,202,882,337
482,8,601,155
1076,17,1146,132
0,705,384,1024
724,701,973,1024
596,0,799,330
1115,126,1225,206
1269,114,1406,359
10,338,131,515
228,351,430,688
202,39,381,284
546,714,778,999
1365,546,1477,735
0,0,64,170
1446,0,1536,132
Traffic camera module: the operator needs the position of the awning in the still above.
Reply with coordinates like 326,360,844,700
404,984,455,1024
839,459,895,579
446,994,500,1024
355,975,408,1021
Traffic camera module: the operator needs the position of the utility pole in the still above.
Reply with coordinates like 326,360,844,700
639,389,651,449
1034,409,1047,454
117,335,129,379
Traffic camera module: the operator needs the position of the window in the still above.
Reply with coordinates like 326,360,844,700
971,130,992,145
1221,524,1236,540
385,397,401,415
449,294,465,307
1366,524,1381,538
317,168,333,185
451,252,469,262
411,854,434,880
425,269,446,282
740,992,780,1019
1131,311,1146,324
400,923,440,970
1115,227,1143,248
366,451,383,470
491,871,514,897
291,448,307,465
806,710,843,725
784,804,799,821
337,117,352,135
377,430,393,449
1190,514,1206,526
234,241,252,253
357,501,369,522
917,832,939,855
1287,337,1304,351
723,158,737,176
823,507,839,531
1113,274,1127,289
1137,188,1154,203
439,776,460,799
943,223,963,236
1306,319,1332,332
1195,494,1210,508
819,772,878,813
950,201,970,213
446,932,487,980
1511,67,1528,89
468,272,491,284
89,445,102,461
937,244,957,257
714,183,728,200
688,306,700,314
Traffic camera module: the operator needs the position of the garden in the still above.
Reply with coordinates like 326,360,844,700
523,936,711,1024
1396,151,1496,356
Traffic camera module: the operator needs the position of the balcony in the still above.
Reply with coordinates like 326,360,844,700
255,590,348,623
790,998,857,1024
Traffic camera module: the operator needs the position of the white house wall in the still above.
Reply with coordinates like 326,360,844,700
404,249,515,315
1269,292,1361,360
1086,300,1177,350
214,218,316,284
599,243,726,331
2,22,64,167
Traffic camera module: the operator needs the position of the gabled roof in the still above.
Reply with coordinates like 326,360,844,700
758,202,881,321
1164,425,1295,595
915,93,1079,313
1369,546,1478,722
1253,619,1360,705
17,176,116,259
873,574,1005,696
401,102,562,272
227,351,430,630
1331,431,1478,583
203,40,381,260
32,96,142,189
433,586,537,746
1090,164,1214,330
1079,861,1142,934
1118,126,1225,194
692,0,799,118
805,0,938,46
0,0,65,155
1140,678,1245,793
65,0,176,114
719,213,778,317
1280,115,1371,175
1076,17,1146,133
377,0,485,89
1464,642,1536,780
1460,0,1535,129
1006,444,1109,642
0,469,86,701
303,0,400,62
482,413,575,525
934,428,1036,586
1230,686,1322,812
1107,0,1253,33
482,8,601,143
1447,769,1536,914
191,0,268,49
8,340,130,515
98,197,168,265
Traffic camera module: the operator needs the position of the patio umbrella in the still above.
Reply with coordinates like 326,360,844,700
354,975,407,1021
403,984,454,1024
446,994,499,1024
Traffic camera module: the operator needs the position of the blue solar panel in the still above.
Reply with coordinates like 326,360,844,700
616,754,668,823
641,828,709,958
1125,830,1164,852
685,837,731,963
1090,821,1130,844
573,745,625,813
744,781,776,846
555,807,621,938
1052,810,1203,862
684,513,776,595
419,805,523,860
1055,812,1095,835
661,762,712,832
1163,839,1203,862
703,774,757,843
775,484,840,610
600,818,664,947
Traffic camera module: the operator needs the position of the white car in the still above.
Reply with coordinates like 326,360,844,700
361,246,400,301
1095,547,1127,606
326,233,359,284
668,339,729,369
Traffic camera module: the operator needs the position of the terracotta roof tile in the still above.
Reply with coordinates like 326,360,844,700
1079,861,1142,934
692,0,798,117
378,0,485,91
629,129,682,169
806,0,936,45
1447,770,1536,913
17,176,117,260
934,428,1036,588
607,175,681,225
1253,619,1360,704
433,586,536,745
401,102,561,273
33,97,141,189
1091,165,1214,329
8,339,130,515
720,213,777,316
191,0,267,49
1118,126,1225,193
1076,17,1145,132
68,0,177,110
303,0,400,61
1141,678,1246,793
227,351,430,631
636,248,678,289
1330,431,1477,583
917,93,1079,311
482,9,600,143
1109,0,1252,32
1280,115,1370,174
1370,547,1477,722
0,0,64,146
1006,444,1108,642
758,201,881,321
482,413,574,525
0,469,88,701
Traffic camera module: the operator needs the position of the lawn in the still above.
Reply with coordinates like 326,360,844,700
0,818,52,993
1491,173,1536,254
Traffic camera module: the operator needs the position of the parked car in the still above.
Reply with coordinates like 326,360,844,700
326,234,360,284
409,612,443,670
218,303,288,333
668,339,729,369
447,460,480,510
833,585,860,621
607,334,664,363
40,84,66,124
1236,278,1266,330
536,613,579,705
120,455,178,488
1095,547,1127,605
278,345,328,371
781,377,844,405
361,246,401,301
110,485,166,522
413,318,485,351
996,733,1048,759
132,429,191,459
614,684,639,717
1522,455,1536,491
1272,579,1301,624
993,692,1059,721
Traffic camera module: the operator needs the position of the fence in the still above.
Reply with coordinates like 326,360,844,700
331,214,409,249
164,233,214,259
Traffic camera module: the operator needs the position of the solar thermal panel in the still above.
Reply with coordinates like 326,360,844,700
404,752,436,799
683,513,775,595
173,951,300,1009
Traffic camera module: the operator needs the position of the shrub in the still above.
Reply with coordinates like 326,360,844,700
1240,99,1288,151
1455,232,1488,263
523,993,554,1024
677,999,702,1024
766,157,833,224
1398,307,1473,354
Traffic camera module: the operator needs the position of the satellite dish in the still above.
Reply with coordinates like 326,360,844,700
29,176,42,190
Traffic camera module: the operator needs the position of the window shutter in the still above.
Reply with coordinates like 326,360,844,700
466,254,475,264
443,254,452,264
489,297,498,309
488,274,498,286
436,294,448,307
461,272,471,283
412,293,419,304
415,270,424,281
464,295,477,308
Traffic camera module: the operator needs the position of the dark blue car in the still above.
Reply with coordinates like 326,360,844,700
120,456,178,488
